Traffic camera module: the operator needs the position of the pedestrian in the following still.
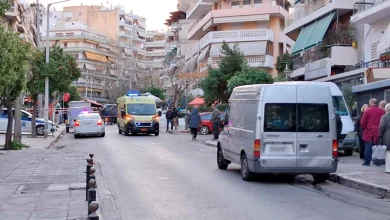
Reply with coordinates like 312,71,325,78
379,103,390,173
379,101,387,111
211,104,221,140
355,104,369,159
189,107,201,140
360,98,385,166
335,110,343,141
172,107,178,130
166,107,174,132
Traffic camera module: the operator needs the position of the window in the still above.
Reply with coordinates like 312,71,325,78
332,96,348,116
231,1,240,8
243,0,251,7
21,111,30,119
64,42,68,48
298,104,329,132
201,113,212,120
74,54,79,59
254,0,262,7
264,104,296,132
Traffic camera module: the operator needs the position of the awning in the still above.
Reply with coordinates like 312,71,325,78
188,97,205,106
378,21,390,54
210,42,267,57
138,31,146,38
137,20,146,29
197,45,210,62
85,52,109,63
291,12,335,55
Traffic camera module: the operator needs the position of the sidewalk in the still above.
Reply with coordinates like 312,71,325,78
203,140,390,198
0,149,87,220
0,125,66,149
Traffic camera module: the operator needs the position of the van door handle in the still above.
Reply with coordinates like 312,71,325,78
316,134,323,138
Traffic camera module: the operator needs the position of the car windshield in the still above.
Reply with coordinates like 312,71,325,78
78,113,100,120
332,96,349,116
127,104,156,115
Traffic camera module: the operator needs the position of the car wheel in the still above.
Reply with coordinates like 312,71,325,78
36,125,44,136
344,149,353,156
200,126,209,135
66,127,69,133
74,134,79,139
101,132,105,137
118,127,122,134
155,129,159,136
217,148,229,170
313,174,328,184
241,153,254,181
124,126,130,136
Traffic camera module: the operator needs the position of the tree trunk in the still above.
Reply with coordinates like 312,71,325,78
5,101,14,150
13,97,22,143
31,96,38,138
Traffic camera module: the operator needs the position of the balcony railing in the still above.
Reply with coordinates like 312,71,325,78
293,49,329,70
285,0,326,27
209,55,273,68
353,0,389,14
345,58,390,72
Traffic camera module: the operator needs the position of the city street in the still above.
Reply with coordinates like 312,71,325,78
55,125,390,220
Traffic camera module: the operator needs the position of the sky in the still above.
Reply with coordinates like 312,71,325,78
37,0,178,31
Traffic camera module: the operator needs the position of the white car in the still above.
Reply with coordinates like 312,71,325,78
74,112,105,138
0,108,56,136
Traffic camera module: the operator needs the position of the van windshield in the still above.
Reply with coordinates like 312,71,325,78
127,104,156,115
332,96,349,116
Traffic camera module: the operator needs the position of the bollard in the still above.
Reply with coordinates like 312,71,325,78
88,179,97,216
86,166,96,201
85,158,93,201
88,201,99,220
89,153,94,160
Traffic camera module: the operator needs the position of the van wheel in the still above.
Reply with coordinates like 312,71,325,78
344,149,353,156
313,174,328,184
241,153,254,181
155,129,159,136
66,127,69,133
200,126,209,135
36,125,44,136
124,126,130,136
217,148,229,170
118,127,122,134
74,134,79,139
100,132,105,137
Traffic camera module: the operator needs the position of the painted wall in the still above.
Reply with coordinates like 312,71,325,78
363,18,390,63
269,16,282,77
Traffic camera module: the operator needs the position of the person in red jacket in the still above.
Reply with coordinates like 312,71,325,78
360,98,385,166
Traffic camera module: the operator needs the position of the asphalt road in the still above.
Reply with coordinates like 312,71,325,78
55,125,390,220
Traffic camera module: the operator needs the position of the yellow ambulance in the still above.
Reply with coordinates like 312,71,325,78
117,93,161,136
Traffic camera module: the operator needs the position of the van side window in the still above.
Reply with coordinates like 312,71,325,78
298,104,329,132
229,102,241,128
264,104,296,132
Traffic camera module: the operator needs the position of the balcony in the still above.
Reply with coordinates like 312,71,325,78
188,6,288,40
119,20,133,30
351,0,390,24
144,41,166,48
208,55,274,69
284,0,355,35
199,29,274,49
119,31,132,38
178,0,191,12
43,33,110,45
187,0,213,19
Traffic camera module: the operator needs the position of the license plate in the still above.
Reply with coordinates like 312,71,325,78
84,123,92,126
141,128,147,132
271,147,285,152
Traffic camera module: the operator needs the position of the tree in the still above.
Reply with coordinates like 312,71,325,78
276,53,293,74
227,65,273,92
140,86,165,100
0,0,10,16
200,42,245,103
28,46,80,137
0,27,33,149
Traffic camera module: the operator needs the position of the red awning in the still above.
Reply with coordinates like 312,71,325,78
83,99,103,108
188,97,205,106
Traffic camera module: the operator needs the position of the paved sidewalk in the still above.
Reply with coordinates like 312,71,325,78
0,125,66,149
0,149,87,220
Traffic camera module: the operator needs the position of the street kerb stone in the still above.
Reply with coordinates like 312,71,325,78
69,182,85,190
47,184,70,191
203,140,218,148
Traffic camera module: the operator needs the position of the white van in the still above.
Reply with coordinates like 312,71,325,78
274,82,355,155
218,84,338,182
0,108,56,136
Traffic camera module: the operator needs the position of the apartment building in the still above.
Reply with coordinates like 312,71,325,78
177,0,293,77
41,5,149,102
1,0,37,47
137,31,166,71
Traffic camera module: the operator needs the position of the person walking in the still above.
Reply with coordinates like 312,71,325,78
379,103,390,173
166,108,174,132
361,98,385,166
380,101,387,111
211,104,221,140
355,104,369,159
189,107,201,140
172,107,178,130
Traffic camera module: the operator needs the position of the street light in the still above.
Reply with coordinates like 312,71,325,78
44,0,71,138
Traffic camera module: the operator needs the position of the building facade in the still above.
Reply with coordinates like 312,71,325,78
176,0,293,77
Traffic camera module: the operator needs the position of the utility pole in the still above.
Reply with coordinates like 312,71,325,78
36,0,43,118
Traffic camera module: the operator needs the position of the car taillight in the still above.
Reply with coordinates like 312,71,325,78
97,120,103,126
254,139,261,157
332,139,338,158
74,121,80,127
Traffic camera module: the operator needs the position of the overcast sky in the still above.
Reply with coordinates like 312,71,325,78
37,0,178,31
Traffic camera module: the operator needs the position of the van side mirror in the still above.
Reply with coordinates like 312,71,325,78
158,111,162,117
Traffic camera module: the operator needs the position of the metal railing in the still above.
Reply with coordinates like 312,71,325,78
285,0,326,26
293,49,330,70
353,0,389,14
345,59,390,72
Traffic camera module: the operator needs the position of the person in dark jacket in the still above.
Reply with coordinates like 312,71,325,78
166,108,174,132
379,103,390,173
211,104,221,140
361,98,385,166
336,112,343,141
189,107,201,140
355,104,369,159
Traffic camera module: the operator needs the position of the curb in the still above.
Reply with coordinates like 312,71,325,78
46,127,66,149
203,141,217,148
328,174,390,198
167,130,190,134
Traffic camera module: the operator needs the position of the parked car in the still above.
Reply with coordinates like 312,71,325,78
199,112,225,135
0,108,56,136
